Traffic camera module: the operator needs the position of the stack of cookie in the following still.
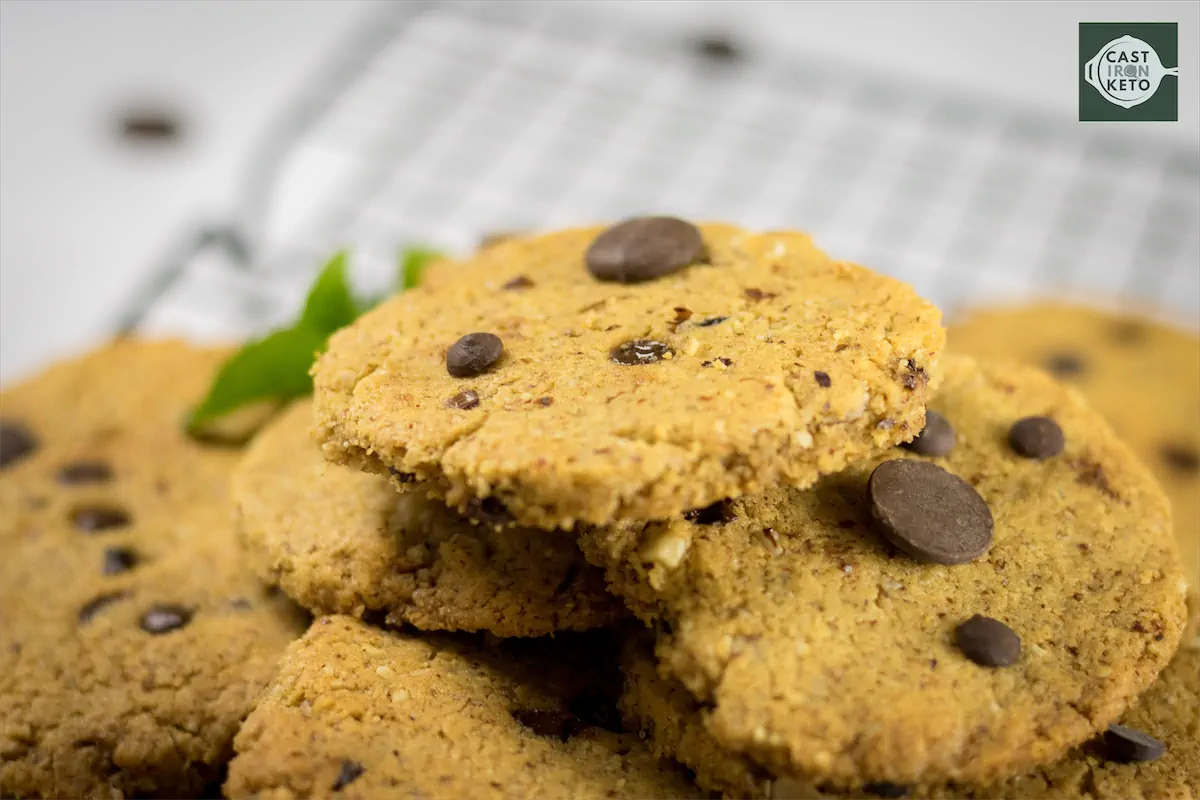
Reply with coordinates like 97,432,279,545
1,219,1196,800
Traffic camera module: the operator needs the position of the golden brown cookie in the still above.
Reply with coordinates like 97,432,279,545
233,401,624,636
951,302,1200,637
622,637,1199,799
313,222,945,529
224,615,700,800
0,343,306,799
579,355,1187,787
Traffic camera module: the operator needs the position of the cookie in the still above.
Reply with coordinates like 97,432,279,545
578,355,1187,786
233,401,625,636
313,221,944,529
622,637,1199,799
0,343,306,799
224,615,700,799
951,302,1200,637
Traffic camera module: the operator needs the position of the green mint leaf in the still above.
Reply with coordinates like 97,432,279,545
398,246,445,291
187,325,327,432
300,250,359,335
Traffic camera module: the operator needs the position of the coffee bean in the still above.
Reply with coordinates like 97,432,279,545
954,615,1021,667
813,371,832,388
332,759,366,791
585,217,706,283
102,546,139,575
901,411,956,457
864,783,910,799
683,499,737,525
78,591,129,624
1009,416,1064,459
0,420,38,470
447,390,480,410
610,339,673,365
868,460,993,564
695,316,728,327
1161,444,1200,473
1044,353,1085,378
58,460,114,485
501,274,534,290
512,708,581,741
1102,724,1166,763
72,506,132,533
446,333,503,378
139,604,193,635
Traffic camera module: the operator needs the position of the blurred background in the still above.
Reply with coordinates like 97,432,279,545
1,0,1197,382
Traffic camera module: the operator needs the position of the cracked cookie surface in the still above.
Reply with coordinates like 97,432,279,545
952,302,1200,639
0,343,306,799
233,401,624,636
224,615,699,800
579,355,1186,787
313,224,944,528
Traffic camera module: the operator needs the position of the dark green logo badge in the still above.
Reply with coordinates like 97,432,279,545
1080,23,1178,122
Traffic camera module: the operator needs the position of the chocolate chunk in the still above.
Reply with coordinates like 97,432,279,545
813,371,832,388
868,460,994,564
683,499,737,525
447,390,480,410
0,420,38,470
501,274,534,290
139,604,193,635
1009,416,1065,459
1161,444,1200,473
446,333,503,378
954,615,1021,667
610,339,673,365
695,316,728,327
512,709,580,741
72,506,131,533
102,546,139,575
332,759,366,791
1102,724,1166,763
864,782,910,799
1044,353,1085,378
901,410,956,457
79,591,128,624
567,689,625,734
585,216,706,283
58,460,114,485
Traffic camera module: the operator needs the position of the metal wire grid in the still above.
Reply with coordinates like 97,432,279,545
129,1,1200,341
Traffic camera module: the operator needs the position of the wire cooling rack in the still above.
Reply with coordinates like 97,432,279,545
122,0,1200,340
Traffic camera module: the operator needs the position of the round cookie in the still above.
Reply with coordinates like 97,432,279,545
621,637,1199,799
0,430,307,799
313,222,945,529
579,355,1187,786
224,615,700,800
233,401,625,636
950,302,1200,636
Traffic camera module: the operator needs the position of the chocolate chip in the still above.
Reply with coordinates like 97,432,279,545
0,420,38,470
1009,416,1064,459
683,499,737,525
567,689,624,734
501,274,534,290
1102,724,1166,763
512,709,580,741
332,759,366,791
585,216,706,283
695,316,728,327
139,604,193,635
58,461,114,485
954,615,1021,667
610,339,673,365
102,547,139,575
79,591,128,624
1045,353,1085,378
673,307,694,323
72,506,132,533
1161,444,1200,473
901,365,928,390
446,333,503,378
901,411,956,457
537,396,554,407
744,288,775,301
701,357,733,368
814,371,832,388
447,390,480,410
867,460,994,564
864,782,910,799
